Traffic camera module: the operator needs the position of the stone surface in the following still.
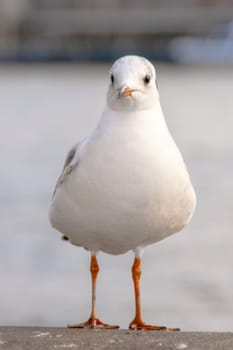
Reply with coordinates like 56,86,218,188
0,328,232,350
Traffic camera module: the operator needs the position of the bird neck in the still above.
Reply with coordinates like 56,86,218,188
99,102,169,136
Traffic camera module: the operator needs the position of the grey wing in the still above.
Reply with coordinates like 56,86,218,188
62,144,77,170
52,143,79,198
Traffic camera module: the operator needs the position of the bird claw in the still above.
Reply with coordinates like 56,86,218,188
129,319,180,331
68,317,119,329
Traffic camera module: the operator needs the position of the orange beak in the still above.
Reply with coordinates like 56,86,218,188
119,85,135,97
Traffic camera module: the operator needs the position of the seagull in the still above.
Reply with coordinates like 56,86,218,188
49,55,196,331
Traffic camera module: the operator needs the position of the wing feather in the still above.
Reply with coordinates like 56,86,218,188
52,144,79,198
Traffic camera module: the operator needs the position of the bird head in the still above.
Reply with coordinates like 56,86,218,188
107,55,159,112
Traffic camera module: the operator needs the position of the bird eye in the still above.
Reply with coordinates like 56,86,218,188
144,74,151,85
110,73,114,84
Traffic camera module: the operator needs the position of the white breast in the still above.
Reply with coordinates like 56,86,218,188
49,104,196,255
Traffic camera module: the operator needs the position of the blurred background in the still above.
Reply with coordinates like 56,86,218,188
1,0,233,62
0,0,233,331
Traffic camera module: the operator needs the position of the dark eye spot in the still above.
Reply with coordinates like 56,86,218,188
144,74,151,85
111,73,114,84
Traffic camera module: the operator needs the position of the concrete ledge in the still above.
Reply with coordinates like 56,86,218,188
0,327,232,350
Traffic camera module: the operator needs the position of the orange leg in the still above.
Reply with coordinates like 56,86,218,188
129,257,180,331
68,254,119,329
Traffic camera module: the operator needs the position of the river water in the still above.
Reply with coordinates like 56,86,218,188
0,63,232,331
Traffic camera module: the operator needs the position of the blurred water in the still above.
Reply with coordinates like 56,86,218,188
0,63,232,331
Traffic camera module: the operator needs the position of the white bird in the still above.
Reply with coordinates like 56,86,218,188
49,55,196,330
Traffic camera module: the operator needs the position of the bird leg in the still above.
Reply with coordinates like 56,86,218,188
129,257,179,331
68,254,119,329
